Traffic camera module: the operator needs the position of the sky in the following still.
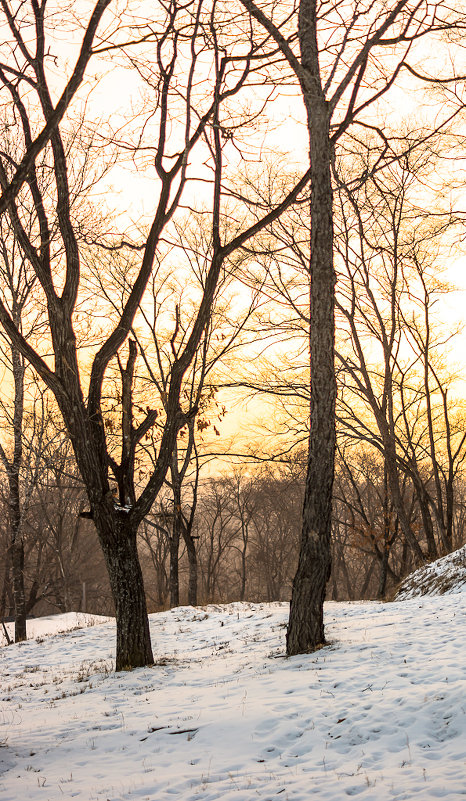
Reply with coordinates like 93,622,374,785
1,0,465,445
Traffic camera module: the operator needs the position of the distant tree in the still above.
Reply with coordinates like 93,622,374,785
27,439,111,615
246,466,302,601
333,446,406,599
195,478,237,603
335,147,466,565
226,472,258,602
0,202,45,641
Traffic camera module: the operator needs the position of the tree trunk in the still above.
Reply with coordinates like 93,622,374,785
11,538,26,642
383,439,425,564
240,538,247,602
169,526,180,608
183,527,198,606
414,481,438,561
377,547,389,599
0,554,10,620
100,520,153,671
287,7,335,655
444,478,453,554
5,344,27,643
61,392,155,670
8,460,27,642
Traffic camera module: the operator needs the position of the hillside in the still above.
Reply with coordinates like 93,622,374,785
1,591,465,800
395,545,466,600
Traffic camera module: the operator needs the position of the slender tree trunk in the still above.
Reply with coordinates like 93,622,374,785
287,6,335,654
169,525,180,608
414,481,438,561
0,554,10,621
444,478,454,554
377,549,389,599
183,527,198,606
240,540,247,602
8,460,27,642
377,465,392,599
383,439,425,564
100,520,153,671
10,538,26,642
168,471,184,608
360,557,376,599
400,538,411,578
4,344,27,643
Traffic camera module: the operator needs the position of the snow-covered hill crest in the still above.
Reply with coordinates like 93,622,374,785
395,545,466,600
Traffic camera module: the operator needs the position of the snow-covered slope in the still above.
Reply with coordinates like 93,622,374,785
1,596,465,800
395,545,466,600
0,612,111,647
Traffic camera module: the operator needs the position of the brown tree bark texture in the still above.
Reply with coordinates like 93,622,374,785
287,1,335,655
99,520,153,671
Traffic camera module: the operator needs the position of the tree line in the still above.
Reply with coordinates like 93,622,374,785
2,436,464,634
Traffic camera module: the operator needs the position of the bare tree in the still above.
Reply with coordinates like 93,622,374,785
0,274,27,640
0,200,46,640
334,446,406,599
335,146,466,565
0,0,309,668
222,145,465,602
237,0,465,654
0,117,108,640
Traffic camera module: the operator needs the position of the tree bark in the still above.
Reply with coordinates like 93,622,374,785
100,519,153,671
168,478,184,608
7,345,27,643
183,526,198,607
377,547,389,599
11,539,26,642
240,533,248,602
286,0,335,655
169,522,180,608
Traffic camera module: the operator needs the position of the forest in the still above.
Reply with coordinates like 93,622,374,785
0,0,465,668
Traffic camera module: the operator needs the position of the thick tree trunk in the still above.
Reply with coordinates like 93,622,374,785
286,77,335,653
58,384,155,670
100,520,153,671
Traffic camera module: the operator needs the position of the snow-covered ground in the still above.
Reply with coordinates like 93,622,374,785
1,590,465,801
395,545,466,600
0,612,112,647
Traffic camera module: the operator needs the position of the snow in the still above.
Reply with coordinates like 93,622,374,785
395,545,466,600
1,592,465,801
0,613,112,647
